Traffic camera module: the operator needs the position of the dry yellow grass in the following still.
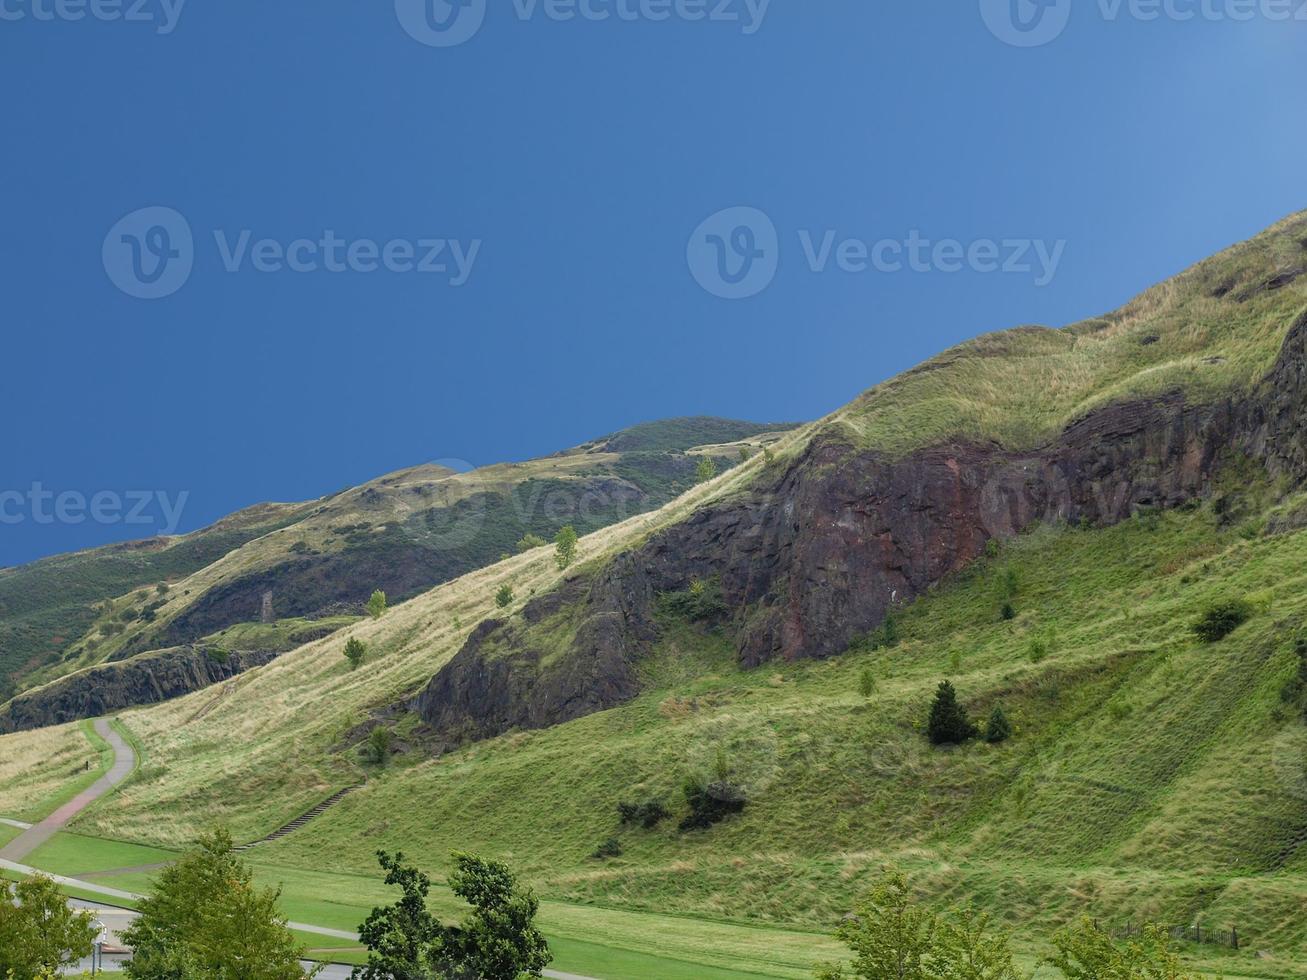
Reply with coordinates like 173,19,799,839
0,720,100,822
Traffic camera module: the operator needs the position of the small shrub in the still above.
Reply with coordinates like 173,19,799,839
591,838,622,860
679,774,746,831
366,726,392,765
658,578,726,622
515,533,547,553
1000,602,1017,621
344,637,367,671
156,582,170,595
367,590,388,620
927,681,977,746
858,667,877,698
985,705,1012,744
1192,599,1252,642
695,456,718,484
1027,638,1048,663
495,584,515,609
617,801,669,829
763,448,776,466
738,446,751,464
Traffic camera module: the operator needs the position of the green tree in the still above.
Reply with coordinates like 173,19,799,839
1045,919,1195,980
344,636,367,671
0,874,96,980
554,525,579,571
933,907,1027,980
368,726,393,766
122,829,313,980
927,681,976,746
515,533,547,553
367,590,388,620
354,852,551,980
495,584,515,609
985,706,1012,744
432,853,552,979
814,872,937,980
738,446,751,464
353,851,442,980
695,456,718,484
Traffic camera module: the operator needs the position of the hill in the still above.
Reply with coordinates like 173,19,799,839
0,418,793,731
2,211,1306,976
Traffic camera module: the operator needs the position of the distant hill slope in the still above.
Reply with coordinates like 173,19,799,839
0,418,793,728
4,211,1307,974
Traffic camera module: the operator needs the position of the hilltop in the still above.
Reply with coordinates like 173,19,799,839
2,211,1306,976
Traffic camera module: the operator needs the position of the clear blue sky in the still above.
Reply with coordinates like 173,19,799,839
2,2,1304,566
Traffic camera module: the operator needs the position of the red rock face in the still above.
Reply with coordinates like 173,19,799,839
416,312,1307,744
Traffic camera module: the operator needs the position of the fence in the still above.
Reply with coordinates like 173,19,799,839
1107,920,1240,950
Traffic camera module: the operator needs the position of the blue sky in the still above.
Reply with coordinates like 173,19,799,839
2,2,1304,566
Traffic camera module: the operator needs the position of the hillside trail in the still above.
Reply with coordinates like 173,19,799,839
0,718,133,863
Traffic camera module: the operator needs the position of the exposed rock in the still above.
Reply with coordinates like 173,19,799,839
0,646,278,733
414,311,1307,744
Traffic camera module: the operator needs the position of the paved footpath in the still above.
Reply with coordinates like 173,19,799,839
0,718,134,864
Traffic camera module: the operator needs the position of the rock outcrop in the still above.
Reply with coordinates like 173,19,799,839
413,310,1307,745
0,646,278,733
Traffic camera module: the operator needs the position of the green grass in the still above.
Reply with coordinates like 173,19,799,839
24,831,177,877
73,497,1307,976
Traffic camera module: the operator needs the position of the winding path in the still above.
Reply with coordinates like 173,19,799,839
0,718,133,863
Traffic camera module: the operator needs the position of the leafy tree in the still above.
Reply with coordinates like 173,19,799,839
515,533,547,553
1045,919,1195,980
367,590,388,620
817,876,1028,980
368,726,393,766
344,636,367,671
0,874,96,980
554,525,579,571
738,446,751,464
495,584,514,609
354,852,551,980
927,681,976,746
814,872,937,980
122,828,312,980
695,456,718,484
859,668,877,699
933,906,1027,980
985,706,1012,745
353,851,442,980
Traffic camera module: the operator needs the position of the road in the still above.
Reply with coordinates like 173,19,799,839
0,718,134,864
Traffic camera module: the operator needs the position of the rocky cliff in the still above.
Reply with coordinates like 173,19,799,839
0,646,277,733
414,308,1307,745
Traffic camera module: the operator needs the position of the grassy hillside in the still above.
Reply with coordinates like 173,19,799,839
0,502,311,696
828,210,1307,455
4,213,1307,976
2,419,792,705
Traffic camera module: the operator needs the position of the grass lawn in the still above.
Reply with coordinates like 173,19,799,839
0,823,23,847
24,830,177,877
